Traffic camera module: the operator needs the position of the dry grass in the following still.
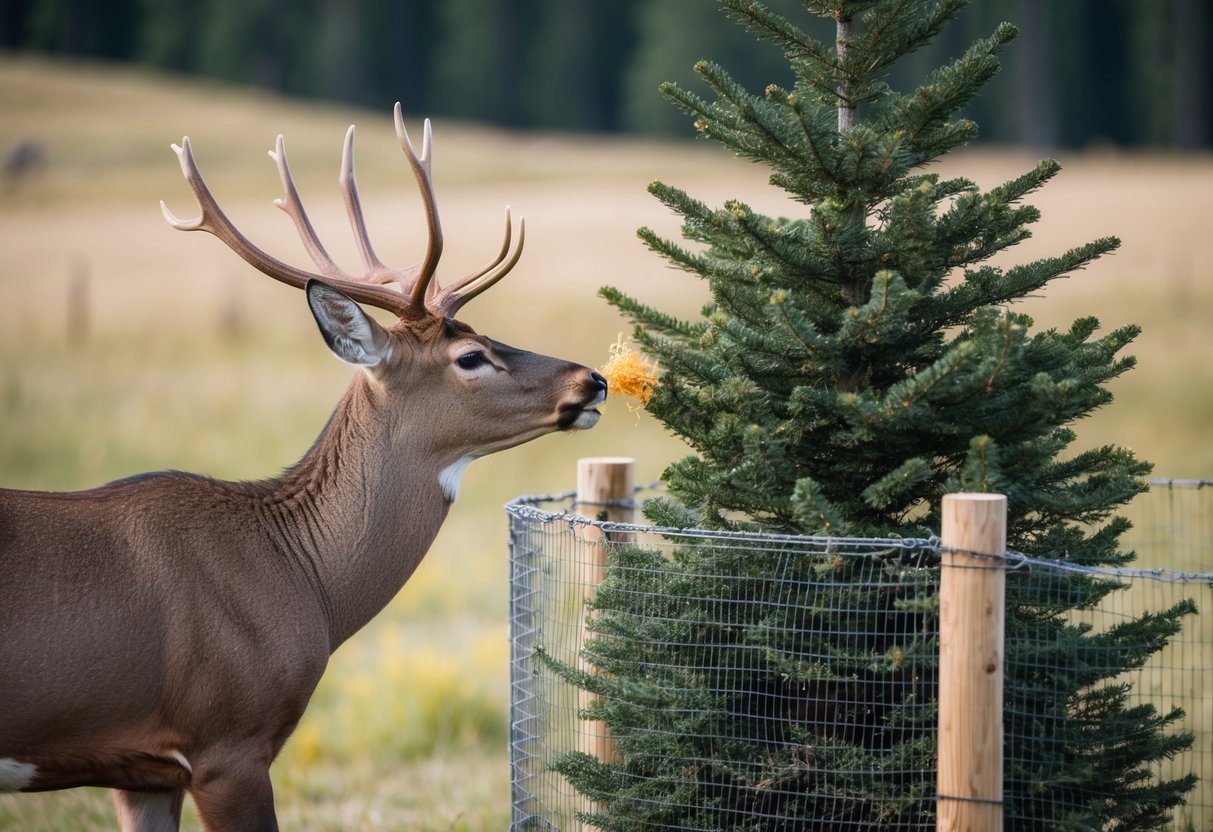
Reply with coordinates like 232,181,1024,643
1,54,1211,829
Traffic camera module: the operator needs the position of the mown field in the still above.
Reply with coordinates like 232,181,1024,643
1,55,1210,830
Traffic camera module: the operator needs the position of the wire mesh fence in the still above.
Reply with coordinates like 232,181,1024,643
507,478,1213,831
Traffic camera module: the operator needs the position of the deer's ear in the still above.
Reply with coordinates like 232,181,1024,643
306,280,392,368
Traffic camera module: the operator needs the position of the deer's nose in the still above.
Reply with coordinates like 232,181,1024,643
590,371,608,397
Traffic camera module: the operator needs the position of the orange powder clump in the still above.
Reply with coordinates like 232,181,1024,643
600,335,658,410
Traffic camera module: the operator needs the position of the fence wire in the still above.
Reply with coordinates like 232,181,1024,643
507,480,1213,831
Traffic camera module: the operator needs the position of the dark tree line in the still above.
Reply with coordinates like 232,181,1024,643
1,0,1209,148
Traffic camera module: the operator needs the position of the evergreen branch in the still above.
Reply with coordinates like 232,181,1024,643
1011,442,1151,530
871,341,976,417
731,212,832,283
707,265,777,326
838,269,920,350
692,62,852,189
658,80,731,134
907,118,982,162
752,99,838,179
791,475,849,534
925,237,1122,329
933,175,979,200
850,0,968,97
938,212,1035,272
646,180,714,227
776,96,846,195
637,227,711,277
861,456,933,510
1093,600,1197,671
599,286,705,341
1002,237,1121,295
989,157,1063,204
978,314,1022,392
876,22,1017,160
767,294,833,365
530,645,607,699
695,59,758,114
721,313,809,363
869,180,948,289
642,336,728,390
1057,320,1141,391
957,435,1006,494
718,0,839,77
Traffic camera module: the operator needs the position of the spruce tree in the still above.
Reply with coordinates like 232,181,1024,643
549,1,1197,828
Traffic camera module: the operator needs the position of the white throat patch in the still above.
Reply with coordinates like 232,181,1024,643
438,457,475,501
0,758,37,791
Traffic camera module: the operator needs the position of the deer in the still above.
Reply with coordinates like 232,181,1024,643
0,103,607,831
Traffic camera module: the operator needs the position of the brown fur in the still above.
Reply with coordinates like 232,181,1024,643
0,309,605,830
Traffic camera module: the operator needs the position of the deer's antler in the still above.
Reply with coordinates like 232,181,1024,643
160,102,525,321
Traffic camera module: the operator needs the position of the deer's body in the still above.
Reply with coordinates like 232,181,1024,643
0,475,334,797
0,107,606,830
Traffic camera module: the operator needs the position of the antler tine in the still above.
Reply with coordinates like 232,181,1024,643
394,103,444,312
269,134,347,280
338,125,396,282
434,215,526,318
462,206,515,285
422,206,515,307
162,137,314,292
162,136,413,318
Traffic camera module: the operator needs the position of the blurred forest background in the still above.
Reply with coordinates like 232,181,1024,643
1,0,1210,149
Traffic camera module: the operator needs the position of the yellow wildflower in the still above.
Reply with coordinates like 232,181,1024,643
600,334,658,412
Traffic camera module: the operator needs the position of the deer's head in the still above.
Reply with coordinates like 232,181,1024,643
161,104,606,478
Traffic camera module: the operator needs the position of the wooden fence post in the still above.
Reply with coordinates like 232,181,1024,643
938,493,1007,832
573,457,633,824
577,457,636,529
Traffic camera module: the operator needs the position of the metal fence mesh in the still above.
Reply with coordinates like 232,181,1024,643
507,480,1213,831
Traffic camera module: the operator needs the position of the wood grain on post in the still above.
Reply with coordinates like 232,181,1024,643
577,457,636,529
938,493,1007,832
575,458,633,769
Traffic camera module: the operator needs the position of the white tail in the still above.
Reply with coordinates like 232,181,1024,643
0,105,606,831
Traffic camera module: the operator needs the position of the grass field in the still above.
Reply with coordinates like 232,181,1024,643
1,54,1211,829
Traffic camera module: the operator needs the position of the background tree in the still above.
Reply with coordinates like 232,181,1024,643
622,0,807,134
523,0,642,131
137,0,202,74
190,0,308,95
0,0,1208,146
547,1,1198,828
433,0,533,127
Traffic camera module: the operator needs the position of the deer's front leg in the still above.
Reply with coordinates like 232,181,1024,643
190,763,278,832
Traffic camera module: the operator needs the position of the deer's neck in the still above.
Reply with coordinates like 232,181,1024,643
263,373,455,649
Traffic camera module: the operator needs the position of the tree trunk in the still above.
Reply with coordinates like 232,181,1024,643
836,16,856,132
836,14,864,309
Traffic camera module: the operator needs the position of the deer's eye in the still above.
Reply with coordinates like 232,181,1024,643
456,350,487,370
